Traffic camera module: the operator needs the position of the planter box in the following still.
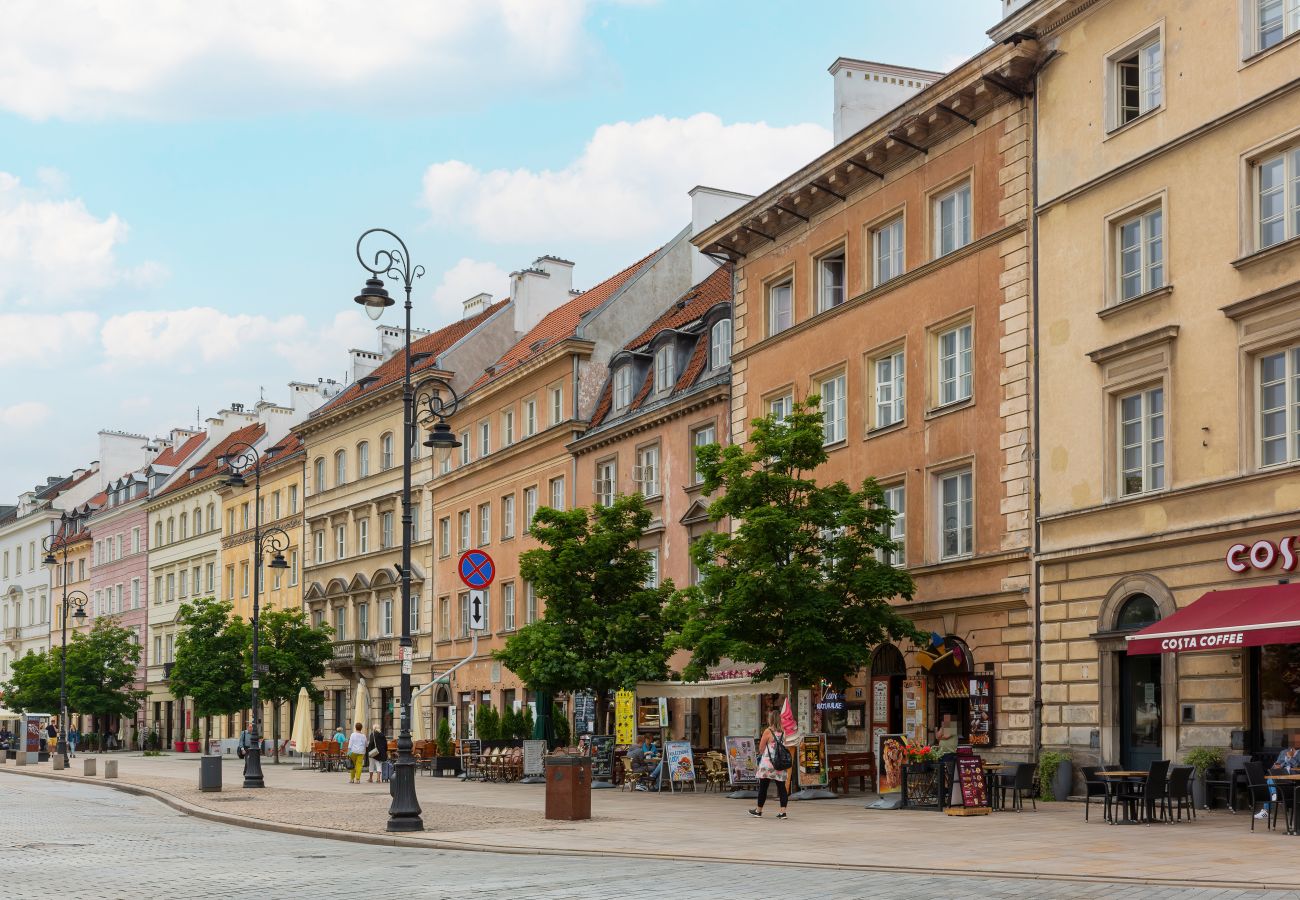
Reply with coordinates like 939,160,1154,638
172,741,185,752
186,741,200,753
1050,761,1073,801
433,756,462,776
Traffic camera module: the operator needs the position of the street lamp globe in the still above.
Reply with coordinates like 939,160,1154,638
269,551,289,570
355,277,393,321
424,421,461,463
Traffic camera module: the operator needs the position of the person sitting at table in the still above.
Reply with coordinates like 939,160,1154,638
640,734,657,755
1257,732,1300,820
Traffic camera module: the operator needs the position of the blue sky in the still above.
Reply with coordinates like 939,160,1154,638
0,0,996,500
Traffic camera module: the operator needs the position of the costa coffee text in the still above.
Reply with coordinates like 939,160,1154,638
1161,633,1245,651
1225,536,1298,573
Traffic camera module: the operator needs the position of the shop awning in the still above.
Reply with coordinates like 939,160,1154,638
635,676,789,699
1126,584,1300,654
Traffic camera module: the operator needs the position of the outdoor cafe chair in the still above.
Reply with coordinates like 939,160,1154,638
1244,761,1279,831
997,763,1037,812
1116,760,1169,824
1165,765,1195,822
1081,766,1114,822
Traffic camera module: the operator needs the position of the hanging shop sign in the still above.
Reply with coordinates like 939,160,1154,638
815,690,845,711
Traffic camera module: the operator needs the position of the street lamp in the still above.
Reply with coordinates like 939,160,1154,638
353,228,461,833
43,515,88,768
220,441,291,789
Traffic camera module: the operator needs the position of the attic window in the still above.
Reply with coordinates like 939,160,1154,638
654,344,675,393
529,338,547,352
614,366,633,411
356,375,379,390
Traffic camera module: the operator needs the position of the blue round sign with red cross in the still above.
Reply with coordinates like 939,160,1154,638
457,549,496,589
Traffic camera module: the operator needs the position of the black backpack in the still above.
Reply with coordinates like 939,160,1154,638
770,732,793,771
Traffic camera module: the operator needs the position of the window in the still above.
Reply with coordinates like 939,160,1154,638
1258,147,1300,250
525,582,538,624
550,387,563,425
768,279,793,336
635,445,660,498
381,512,394,549
874,348,906,428
410,593,421,632
1113,36,1162,127
156,575,164,605
288,486,298,514
818,372,847,444
478,503,491,546
816,248,846,312
873,216,905,286
1119,386,1165,495
179,569,188,598
1258,346,1300,466
1257,0,1300,52
459,432,470,466
937,323,973,406
334,450,346,487
289,552,298,586
221,570,230,601
502,495,515,539
549,476,566,511
438,517,451,557
595,460,616,506
357,518,369,554
380,433,394,470
939,469,974,559
357,603,369,640
153,636,161,664
313,530,324,564
613,366,633,411
334,606,347,641
769,393,793,423
439,597,451,641
524,399,537,436
241,503,250,530
692,424,716,485
655,344,676,393
523,487,538,532
459,592,471,638
178,513,187,539
644,548,660,589
1116,207,1164,302
357,442,370,478
155,521,163,546
165,634,174,663
458,510,471,552
880,484,906,566
335,524,346,560
167,517,175,542
477,421,490,457
710,319,733,369
240,564,250,597
313,458,326,493
934,182,972,256
502,583,516,631
132,579,141,609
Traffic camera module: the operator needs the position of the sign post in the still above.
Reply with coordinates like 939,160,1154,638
458,549,494,633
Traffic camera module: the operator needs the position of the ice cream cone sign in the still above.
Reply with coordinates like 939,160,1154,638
780,696,801,745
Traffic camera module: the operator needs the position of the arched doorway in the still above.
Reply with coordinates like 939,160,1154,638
1098,577,1176,770
432,684,451,738
869,644,906,750
1115,594,1163,770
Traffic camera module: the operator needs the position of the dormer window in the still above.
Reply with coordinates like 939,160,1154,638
654,344,675,393
710,319,732,369
614,366,633,411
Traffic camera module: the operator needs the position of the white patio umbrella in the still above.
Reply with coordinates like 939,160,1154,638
410,693,426,742
288,687,312,759
352,677,369,731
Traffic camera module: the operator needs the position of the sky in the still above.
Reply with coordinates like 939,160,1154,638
0,0,997,501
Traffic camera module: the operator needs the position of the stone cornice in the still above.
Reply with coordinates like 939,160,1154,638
569,381,730,456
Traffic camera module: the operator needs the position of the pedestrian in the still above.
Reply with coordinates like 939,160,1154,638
238,722,257,760
333,724,347,753
347,723,367,783
106,729,118,751
749,711,790,819
45,719,58,753
68,725,80,758
367,725,388,784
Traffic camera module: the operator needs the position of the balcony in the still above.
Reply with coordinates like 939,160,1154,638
3,626,19,646
328,639,377,671
376,639,395,662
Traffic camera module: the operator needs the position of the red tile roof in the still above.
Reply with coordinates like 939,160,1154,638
154,432,207,469
314,300,509,418
153,423,266,499
470,248,662,390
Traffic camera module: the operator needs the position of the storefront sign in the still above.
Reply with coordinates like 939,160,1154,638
614,690,635,746
589,734,615,779
523,739,546,777
573,691,596,735
798,734,828,787
724,735,759,785
1158,632,1246,652
1226,536,1298,573
948,755,990,812
815,690,845,711
665,740,696,782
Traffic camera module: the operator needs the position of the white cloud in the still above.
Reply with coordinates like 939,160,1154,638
0,171,162,307
0,0,596,120
421,113,831,244
0,401,52,429
0,312,100,364
429,258,511,324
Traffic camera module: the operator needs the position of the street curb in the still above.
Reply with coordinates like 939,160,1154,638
0,766,1288,891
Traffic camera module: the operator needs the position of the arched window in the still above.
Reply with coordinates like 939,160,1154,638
314,458,326,494
871,643,906,676
207,503,216,531
357,442,370,478
1116,593,1161,630
178,512,187,539
194,507,202,532
334,450,347,487
166,517,175,542
710,318,733,369
380,433,394,470
155,521,163,546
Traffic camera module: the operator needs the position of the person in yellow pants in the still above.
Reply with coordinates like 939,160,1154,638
346,722,368,783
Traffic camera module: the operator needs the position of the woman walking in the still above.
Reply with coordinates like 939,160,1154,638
346,722,367,784
366,725,388,783
749,711,790,819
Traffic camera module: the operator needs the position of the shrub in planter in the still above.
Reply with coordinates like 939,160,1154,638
475,704,500,742
435,717,453,758
1038,750,1073,801
552,703,571,748
1184,747,1225,808
186,727,201,753
520,705,534,741
173,740,186,752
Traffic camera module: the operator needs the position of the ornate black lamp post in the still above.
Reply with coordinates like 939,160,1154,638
353,228,461,832
43,516,88,767
220,441,291,788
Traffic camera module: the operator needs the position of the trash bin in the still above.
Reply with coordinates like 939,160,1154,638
199,755,222,792
544,755,592,821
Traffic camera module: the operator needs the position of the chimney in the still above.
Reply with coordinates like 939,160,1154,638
829,59,942,145
462,292,492,320
511,256,575,334
377,324,430,359
349,348,382,383
689,186,754,284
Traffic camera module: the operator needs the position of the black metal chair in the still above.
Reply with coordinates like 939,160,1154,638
1165,765,1195,821
1116,760,1169,824
999,762,1037,812
1244,761,1279,831
1082,766,1113,822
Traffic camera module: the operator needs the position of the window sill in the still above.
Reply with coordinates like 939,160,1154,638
866,420,906,440
924,397,974,421
1105,487,1169,506
1241,31,1300,69
1104,106,1163,142
1097,284,1174,319
822,438,849,453
1232,235,1300,270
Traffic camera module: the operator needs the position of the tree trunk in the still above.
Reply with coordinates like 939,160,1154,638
272,701,282,764
203,714,210,754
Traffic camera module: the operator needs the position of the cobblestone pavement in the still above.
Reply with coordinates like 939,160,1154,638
5,779,1300,900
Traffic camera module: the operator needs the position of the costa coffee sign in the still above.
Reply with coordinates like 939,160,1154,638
1158,632,1246,652
1225,537,1298,573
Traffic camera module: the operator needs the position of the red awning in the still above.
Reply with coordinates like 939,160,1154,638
1126,584,1300,654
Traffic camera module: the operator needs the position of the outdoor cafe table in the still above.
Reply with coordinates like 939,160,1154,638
1098,771,1152,824
984,763,1016,810
1269,774,1300,834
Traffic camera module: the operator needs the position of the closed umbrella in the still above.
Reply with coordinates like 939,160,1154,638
288,687,312,760
352,677,369,731
410,693,426,742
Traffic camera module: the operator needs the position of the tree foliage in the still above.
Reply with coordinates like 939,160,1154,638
2,648,61,713
668,399,921,694
66,617,146,728
494,493,673,732
171,597,249,747
252,606,333,762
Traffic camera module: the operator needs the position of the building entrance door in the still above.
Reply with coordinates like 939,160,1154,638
1119,652,1162,771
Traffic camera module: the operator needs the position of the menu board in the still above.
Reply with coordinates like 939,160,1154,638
946,755,991,815
665,740,696,782
614,690,635,746
966,674,995,747
877,733,907,794
901,678,927,745
460,738,481,759
589,735,616,779
523,739,546,777
724,735,759,785
798,734,828,787
573,692,596,735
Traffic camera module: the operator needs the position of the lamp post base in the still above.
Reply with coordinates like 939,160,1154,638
243,750,266,788
386,756,423,832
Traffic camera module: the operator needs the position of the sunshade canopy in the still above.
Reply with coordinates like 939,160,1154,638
1126,584,1300,654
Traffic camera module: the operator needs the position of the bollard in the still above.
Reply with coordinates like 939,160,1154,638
83,758,97,777
52,755,65,771
15,753,27,767
104,760,118,779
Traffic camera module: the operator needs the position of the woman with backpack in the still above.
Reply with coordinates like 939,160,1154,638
749,710,791,819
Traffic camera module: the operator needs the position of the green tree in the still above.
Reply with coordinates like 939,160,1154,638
171,597,249,750
435,717,452,757
1,648,61,713
66,617,146,736
252,607,333,763
494,494,673,735
519,704,534,742
668,398,921,700
475,703,499,741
